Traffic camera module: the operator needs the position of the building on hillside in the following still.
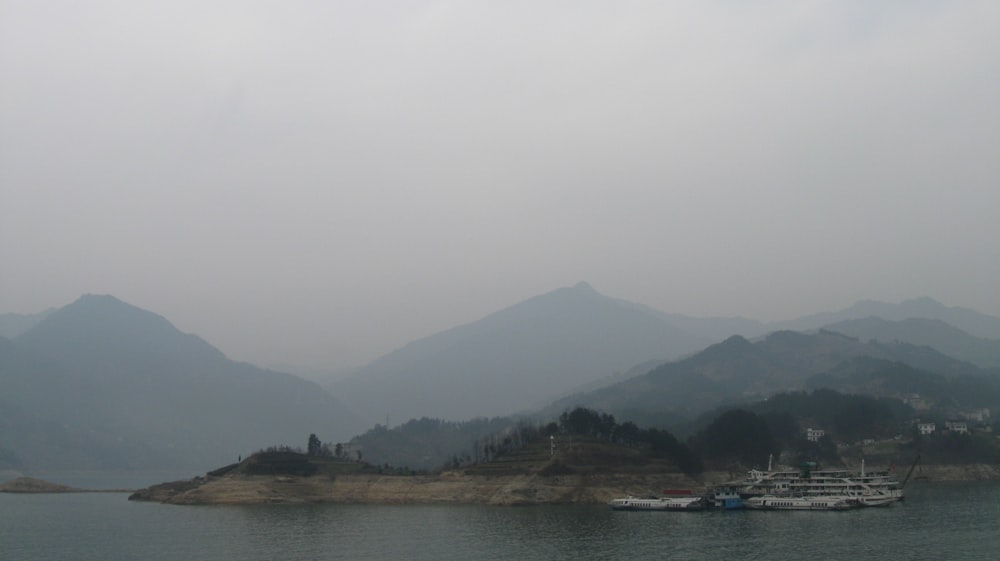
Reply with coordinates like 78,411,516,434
902,393,932,410
917,422,936,435
806,428,825,442
964,408,990,422
945,420,969,434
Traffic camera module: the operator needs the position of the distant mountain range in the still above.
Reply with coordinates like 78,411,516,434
770,297,1000,340
821,316,1000,369
0,295,356,473
332,285,1000,429
4,286,1000,473
0,309,51,339
545,329,1000,428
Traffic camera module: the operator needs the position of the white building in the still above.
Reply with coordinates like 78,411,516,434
806,428,825,442
945,421,969,434
917,422,936,435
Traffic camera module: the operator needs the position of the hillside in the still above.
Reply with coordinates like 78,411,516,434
0,295,357,472
332,282,713,427
128,438,705,506
545,329,1000,425
806,356,1000,410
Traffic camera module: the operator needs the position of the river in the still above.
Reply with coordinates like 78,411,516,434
1,479,997,561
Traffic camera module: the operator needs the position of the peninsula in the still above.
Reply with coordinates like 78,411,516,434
129,440,705,506
0,476,133,494
128,444,1000,506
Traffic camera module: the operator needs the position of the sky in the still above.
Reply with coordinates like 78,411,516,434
2,1,998,375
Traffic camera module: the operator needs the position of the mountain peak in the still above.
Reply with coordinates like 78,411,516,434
700,334,758,357
335,282,711,426
16,294,224,365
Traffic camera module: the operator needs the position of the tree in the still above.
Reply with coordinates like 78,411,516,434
617,421,640,445
307,433,322,456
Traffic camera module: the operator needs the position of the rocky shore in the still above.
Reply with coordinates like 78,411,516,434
127,461,1000,506
907,463,1000,481
128,470,708,506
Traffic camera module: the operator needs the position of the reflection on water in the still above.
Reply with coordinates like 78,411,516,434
1,481,998,561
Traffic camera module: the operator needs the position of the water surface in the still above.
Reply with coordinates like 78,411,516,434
2,480,996,561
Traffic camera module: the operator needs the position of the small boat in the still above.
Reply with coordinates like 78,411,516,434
710,486,744,510
609,495,706,511
743,495,861,510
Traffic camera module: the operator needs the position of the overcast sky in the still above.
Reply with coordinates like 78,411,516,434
2,1,998,374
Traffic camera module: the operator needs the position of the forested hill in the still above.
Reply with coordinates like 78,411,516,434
545,329,1000,427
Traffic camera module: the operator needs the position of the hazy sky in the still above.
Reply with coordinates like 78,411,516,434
2,1,998,374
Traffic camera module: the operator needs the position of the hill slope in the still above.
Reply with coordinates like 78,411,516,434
822,316,1000,369
547,329,996,424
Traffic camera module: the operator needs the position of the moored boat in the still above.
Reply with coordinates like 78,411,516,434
710,486,744,510
743,495,862,510
609,495,706,511
737,457,904,507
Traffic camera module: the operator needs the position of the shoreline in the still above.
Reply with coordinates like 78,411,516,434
128,471,703,506
0,476,134,494
126,463,1000,506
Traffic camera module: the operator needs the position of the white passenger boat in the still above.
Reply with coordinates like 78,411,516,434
609,495,706,511
743,495,861,510
739,457,904,507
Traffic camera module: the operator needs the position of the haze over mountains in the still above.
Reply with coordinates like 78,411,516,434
331,282,714,428
1,295,356,472
821,316,1000,369
546,329,1000,427
331,284,1000,429
3,284,999,473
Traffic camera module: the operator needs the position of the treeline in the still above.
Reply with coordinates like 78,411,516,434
255,433,364,463
348,410,706,474
555,407,703,474
348,416,529,471
345,389,996,474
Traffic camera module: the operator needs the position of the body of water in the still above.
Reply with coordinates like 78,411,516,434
2,480,997,560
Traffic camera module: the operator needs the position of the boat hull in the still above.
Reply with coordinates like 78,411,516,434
743,495,861,510
609,497,705,511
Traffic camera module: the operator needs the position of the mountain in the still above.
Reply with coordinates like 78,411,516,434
822,316,1000,369
0,295,357,472
0,309,51,339
332,282,715,428
545,329,993,425
772,297,1000,340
